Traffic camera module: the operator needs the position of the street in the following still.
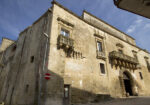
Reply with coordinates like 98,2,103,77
75,97,150,105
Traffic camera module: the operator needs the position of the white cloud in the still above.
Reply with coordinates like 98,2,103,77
135,17,143,24
125,16,150,52
126,25,136,33
126,16,143,34
144,24,150,29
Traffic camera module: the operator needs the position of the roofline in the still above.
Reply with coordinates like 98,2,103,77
1,37,15,42
0,37,15,52
82,10,135,40
19,8,52,35
0,37,15,46
52,0,149,54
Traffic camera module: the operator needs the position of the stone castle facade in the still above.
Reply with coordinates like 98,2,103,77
0,1,150,105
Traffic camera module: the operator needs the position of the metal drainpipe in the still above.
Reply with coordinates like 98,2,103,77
38,32,49,105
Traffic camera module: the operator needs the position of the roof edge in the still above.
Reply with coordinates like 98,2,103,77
83,10,135,40
1,37,15,42
19,9,52,36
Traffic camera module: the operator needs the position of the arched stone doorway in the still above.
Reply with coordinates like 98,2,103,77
119,70,137,97
123,72,133,96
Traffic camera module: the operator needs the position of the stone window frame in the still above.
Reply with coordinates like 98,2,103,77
97,41,103,52
95,34,106,60
58,23,73,38
99,63,106,75
144,56,150,72
60,28,70,37
57,17,74,38
95,34,105,50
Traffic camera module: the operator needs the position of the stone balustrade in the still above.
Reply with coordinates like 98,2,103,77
58,34,74,49
109,51,139,69
97,51,106,60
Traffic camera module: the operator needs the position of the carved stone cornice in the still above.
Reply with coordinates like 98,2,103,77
57,17,74,28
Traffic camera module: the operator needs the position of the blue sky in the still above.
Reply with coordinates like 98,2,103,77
0,0,150,52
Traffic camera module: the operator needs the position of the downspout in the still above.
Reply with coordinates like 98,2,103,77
38,8,52,105
38,33,49,105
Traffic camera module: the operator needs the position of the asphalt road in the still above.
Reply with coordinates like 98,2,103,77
75,97,150,105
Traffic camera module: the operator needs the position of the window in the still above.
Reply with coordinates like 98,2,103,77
60,29,69,37
97,41,102,52
12,45,16,52
64,85,70,98
146,60,150,72
144,57,150,72
100,63,105,74
30,56,34,63
139,72,143,80
96,38,105,60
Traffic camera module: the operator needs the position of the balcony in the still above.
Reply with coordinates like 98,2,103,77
97,51,106,60
58,34,74,49
109,51,139,69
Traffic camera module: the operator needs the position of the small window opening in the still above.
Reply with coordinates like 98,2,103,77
30,56,34,63
146,60,150,72
97,41,102,52
64,85,70,98
12,45,17,52
100,63,105,74
139,72,143,80
60,28,69,37
25,84,29,92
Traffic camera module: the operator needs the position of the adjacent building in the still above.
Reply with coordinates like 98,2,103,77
0,1,150,105
114,0,150,19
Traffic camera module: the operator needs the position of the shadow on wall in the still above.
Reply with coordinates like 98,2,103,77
39,69,113,105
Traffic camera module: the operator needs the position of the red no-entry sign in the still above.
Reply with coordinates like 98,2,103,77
44,73,51,80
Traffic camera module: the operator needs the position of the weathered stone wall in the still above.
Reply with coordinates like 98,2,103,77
48,1,150,104
48,3,110,104
0,10,52,105
0,1,150,105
